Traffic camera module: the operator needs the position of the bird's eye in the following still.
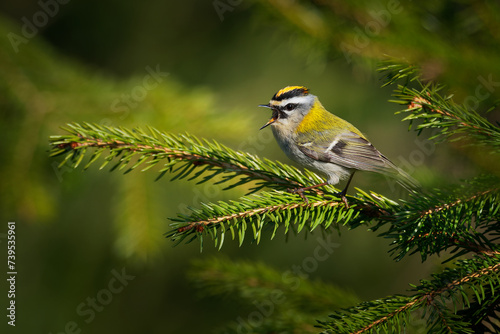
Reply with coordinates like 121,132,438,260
284,103,297,111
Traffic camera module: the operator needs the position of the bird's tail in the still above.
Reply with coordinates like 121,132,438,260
379,156,420,193
391,165,421,192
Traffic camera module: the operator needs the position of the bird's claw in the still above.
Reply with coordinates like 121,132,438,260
288,188,309,204
288,187,349,207
334,191,349,208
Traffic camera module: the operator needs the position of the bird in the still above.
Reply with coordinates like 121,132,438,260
259,85,418,204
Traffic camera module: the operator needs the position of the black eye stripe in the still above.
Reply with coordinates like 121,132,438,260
276,109,289,119
280,103,298,112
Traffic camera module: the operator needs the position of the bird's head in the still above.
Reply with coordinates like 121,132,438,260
259,86,317,131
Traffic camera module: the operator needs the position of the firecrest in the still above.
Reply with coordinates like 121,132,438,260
259,86,418,202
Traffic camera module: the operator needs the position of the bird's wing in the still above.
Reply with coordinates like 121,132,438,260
297,130,396,173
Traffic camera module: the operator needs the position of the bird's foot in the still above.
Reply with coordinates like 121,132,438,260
288,187,309,204
288,182,349,207
334,190,349,208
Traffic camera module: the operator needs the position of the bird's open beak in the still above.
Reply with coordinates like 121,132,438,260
259,104,278,130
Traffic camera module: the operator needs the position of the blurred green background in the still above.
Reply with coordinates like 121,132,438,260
0,0,499,333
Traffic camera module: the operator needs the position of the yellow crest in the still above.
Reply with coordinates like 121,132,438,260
272,86,309,101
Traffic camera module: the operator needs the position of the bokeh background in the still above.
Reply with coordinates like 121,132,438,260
1,0,499,333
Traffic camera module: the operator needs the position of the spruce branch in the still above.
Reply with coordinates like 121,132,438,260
166,189,399,249
319,254,500,334
378,62,500,152
457,287,500,333
49,122,325,193
378,60,421,87
378,177,500,261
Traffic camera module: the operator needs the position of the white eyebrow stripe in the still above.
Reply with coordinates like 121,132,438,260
325,136,341,153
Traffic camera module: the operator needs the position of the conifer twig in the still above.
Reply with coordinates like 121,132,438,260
322,255,500,333
56,135,304,189
379,61,500,152
49,122,327,194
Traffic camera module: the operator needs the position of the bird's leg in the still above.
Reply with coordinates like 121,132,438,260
334,172,355,207
289,173,355,206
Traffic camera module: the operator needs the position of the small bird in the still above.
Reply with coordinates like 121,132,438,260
259,86,418,203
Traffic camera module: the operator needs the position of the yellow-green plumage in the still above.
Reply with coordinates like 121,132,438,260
295,98,365,138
